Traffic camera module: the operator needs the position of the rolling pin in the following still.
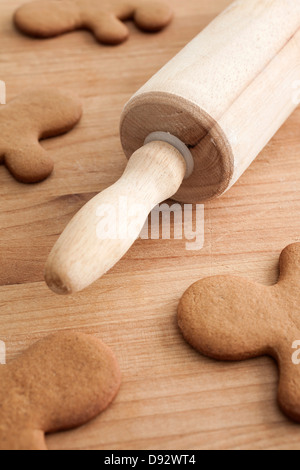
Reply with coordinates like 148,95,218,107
45,0,300,295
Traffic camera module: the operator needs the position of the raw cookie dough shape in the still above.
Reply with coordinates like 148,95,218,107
178,243,300,423
0,88,82,183
14,0,174,45
0,332,121,450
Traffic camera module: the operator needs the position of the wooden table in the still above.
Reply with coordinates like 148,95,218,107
1,0,300,451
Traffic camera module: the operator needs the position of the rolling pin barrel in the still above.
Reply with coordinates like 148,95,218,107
45,0,300,294
121,0,300,203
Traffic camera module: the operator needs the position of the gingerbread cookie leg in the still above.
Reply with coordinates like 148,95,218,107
4,143,54,183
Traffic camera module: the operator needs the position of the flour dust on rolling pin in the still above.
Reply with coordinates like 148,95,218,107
95,198,204,252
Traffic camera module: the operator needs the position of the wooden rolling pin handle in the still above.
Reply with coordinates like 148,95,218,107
45,141,186,295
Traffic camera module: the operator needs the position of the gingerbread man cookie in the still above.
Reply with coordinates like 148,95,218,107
178,243,300,423
0,331,121,450
0,88,82,183
14,0,173,45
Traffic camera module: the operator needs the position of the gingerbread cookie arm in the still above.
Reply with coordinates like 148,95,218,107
0,89,82,183
14,0,81,38
4,143,54,183
178,276,273,361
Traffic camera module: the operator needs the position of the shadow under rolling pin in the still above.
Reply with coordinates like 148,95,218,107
45,0,300,294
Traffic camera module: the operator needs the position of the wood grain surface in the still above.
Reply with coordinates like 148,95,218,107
1,0,300,450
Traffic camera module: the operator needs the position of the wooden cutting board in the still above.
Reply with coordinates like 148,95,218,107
1,0,300,450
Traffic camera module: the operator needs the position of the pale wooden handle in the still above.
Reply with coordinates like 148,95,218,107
45,141,186,294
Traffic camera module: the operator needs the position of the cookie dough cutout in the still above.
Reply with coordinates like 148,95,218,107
0,88,82,183
0,332,121,450
14,0,174,45
178,243,300,423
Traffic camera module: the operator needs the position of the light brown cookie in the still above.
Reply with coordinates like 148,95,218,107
178,243,300,423
14,0,173,45
0,89,82,183
0,331,121,450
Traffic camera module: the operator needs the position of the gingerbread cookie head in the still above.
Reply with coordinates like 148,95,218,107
0,89,82,183
14,0,173,45
0,332,121,450
178,243,300,423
